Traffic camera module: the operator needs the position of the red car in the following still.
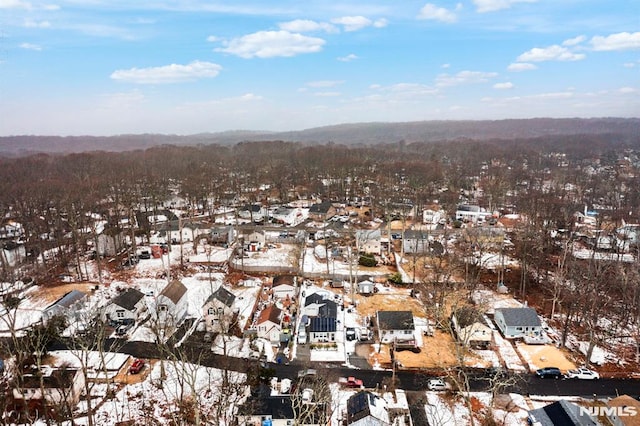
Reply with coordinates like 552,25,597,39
129,358,145,374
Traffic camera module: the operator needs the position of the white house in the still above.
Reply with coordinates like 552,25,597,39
456,204,493,224
1,241,25,267
243,230,266,252
272,275,297,300
422,206,445,226
376,311,415,344
102,288,145,325
308,317,337,344
346,391,391,426
256,305,283,343
494,307,542,339
356,229,382,255
271,206,305,226
451,307,492,349
202,285,237,333
153,280,188,329
357,280,376,295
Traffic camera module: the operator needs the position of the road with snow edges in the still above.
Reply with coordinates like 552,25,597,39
103,339,640,399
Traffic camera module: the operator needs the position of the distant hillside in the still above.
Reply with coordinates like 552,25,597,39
1,118,638,156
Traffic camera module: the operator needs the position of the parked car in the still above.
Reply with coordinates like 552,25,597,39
297,368,317,378
427,378,448,391
565,367,599,380
339,376,364,388
535,367,562,379
129,358,145,374
116,322,134,336
346,327,357,341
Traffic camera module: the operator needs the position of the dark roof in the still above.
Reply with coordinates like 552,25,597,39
111,289,144,311
309,201,333,214
160,280,187,305
238,395,294,419
21,369,79,390
346,391,377,423
495,307,541,327
242,204,263,213
273,274,295,286
309,317,337,333
304,293,337,318
377,311,414,331
528,400,598,426
204,286,236,308
47,290,86,310
453,306,485,328
403,230,431,240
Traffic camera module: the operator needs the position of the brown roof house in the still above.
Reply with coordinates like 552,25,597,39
152,280,188,330
255,305,283,343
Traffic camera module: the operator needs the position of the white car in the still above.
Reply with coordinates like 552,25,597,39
427,378,448,391
565,367,600,380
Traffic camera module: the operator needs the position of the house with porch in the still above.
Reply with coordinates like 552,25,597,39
102,288,145,326
376,311,415,345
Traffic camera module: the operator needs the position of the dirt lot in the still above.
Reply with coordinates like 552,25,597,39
30,282,98,305
354,293,425,318
516,343,576,372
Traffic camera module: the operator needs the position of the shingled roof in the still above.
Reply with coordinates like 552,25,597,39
495,307,541,327
204,286,236,308
159,280,187,305
377,311,414,331
111,288,144,311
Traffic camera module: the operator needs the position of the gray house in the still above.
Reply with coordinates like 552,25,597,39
42,290,87,324
527,400,600,426
494,307,542,339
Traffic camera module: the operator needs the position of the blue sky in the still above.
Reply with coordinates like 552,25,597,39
1,0,638,136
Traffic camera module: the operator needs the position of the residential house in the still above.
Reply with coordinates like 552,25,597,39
0,220,24,239
256,305,283,343
357,280,376,295
102,288,145,326
271,206,304,226
243,230,266,252
42,290,87,325
308,317,337,343
422,205,444,226
238,204,266,222
209,226,235,247
607,395,640,426
1,241,25,267
308,201,336,222
346,391,390,426
456,204,493,224
154,280,188,329
527,400,600,426
272,275,297,300
494,307,542,340
356,229,382,255
376,311,415,344
12,367,85,416
451,306,492,349
402,230,431,254
302,293,337,318
97,228,126,256
237,388,327,426
155,220,210,243
202,285,237,333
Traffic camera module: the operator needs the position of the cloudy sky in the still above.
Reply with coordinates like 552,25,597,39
1,0,638,135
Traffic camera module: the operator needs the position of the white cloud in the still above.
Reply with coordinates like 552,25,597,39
591,32,640,51
206,35,219,42
278,19,338,33
435,70,498,87
417,3,460,23
493,82,514,89
337,53,358,62
619,87,637,94
562,35,586,46
473,0,536,13
215,30,325,58
313,91,341,97
517,45,585,62
234,93,263,101
0,0,31,9
307,80,344,88
441,63,451,68
110,60,222,84
19,42,42,50
373,18,388,28
100,89,145,109
331,16,374,32
623,61,638,68
507,62,537,71
24,19,51,28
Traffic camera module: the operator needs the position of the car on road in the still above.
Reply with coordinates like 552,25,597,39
535,367,562,379
427,378,448,391
297,368,317,379
129,358,145,374
565,367,599,380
